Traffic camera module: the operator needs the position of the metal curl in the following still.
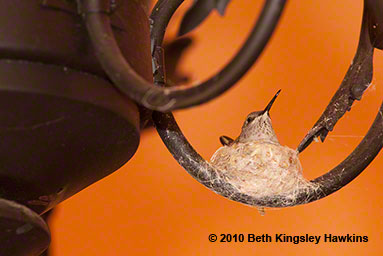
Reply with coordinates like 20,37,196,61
78,0,286,111
297,0,383,153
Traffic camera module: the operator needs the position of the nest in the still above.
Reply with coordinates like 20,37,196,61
210,142,319,209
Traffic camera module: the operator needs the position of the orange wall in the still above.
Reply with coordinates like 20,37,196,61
51,1,383,255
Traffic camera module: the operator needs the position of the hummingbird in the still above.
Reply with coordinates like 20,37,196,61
218,90,281,147
210,90,308,214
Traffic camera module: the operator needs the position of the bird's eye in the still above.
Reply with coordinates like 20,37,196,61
246,116,255,124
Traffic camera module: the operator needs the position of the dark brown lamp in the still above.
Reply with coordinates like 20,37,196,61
0,1,148,254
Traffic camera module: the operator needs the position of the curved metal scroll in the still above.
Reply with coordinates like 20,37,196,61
152,0,383,207
297,0,383,152
0,199,50,256
153,104,383,207
78,0,286,111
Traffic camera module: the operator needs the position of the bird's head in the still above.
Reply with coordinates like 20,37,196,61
238,90,281,143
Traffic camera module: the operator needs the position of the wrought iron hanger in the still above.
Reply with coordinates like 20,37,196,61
150,0,383,207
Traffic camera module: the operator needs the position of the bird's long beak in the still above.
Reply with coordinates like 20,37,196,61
262,89,281,115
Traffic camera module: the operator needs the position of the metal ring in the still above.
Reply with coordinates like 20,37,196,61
153,103,383,207
80,0,287,111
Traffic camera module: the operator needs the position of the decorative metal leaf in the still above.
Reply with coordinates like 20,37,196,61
178,0,232,36
215,0,231,15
